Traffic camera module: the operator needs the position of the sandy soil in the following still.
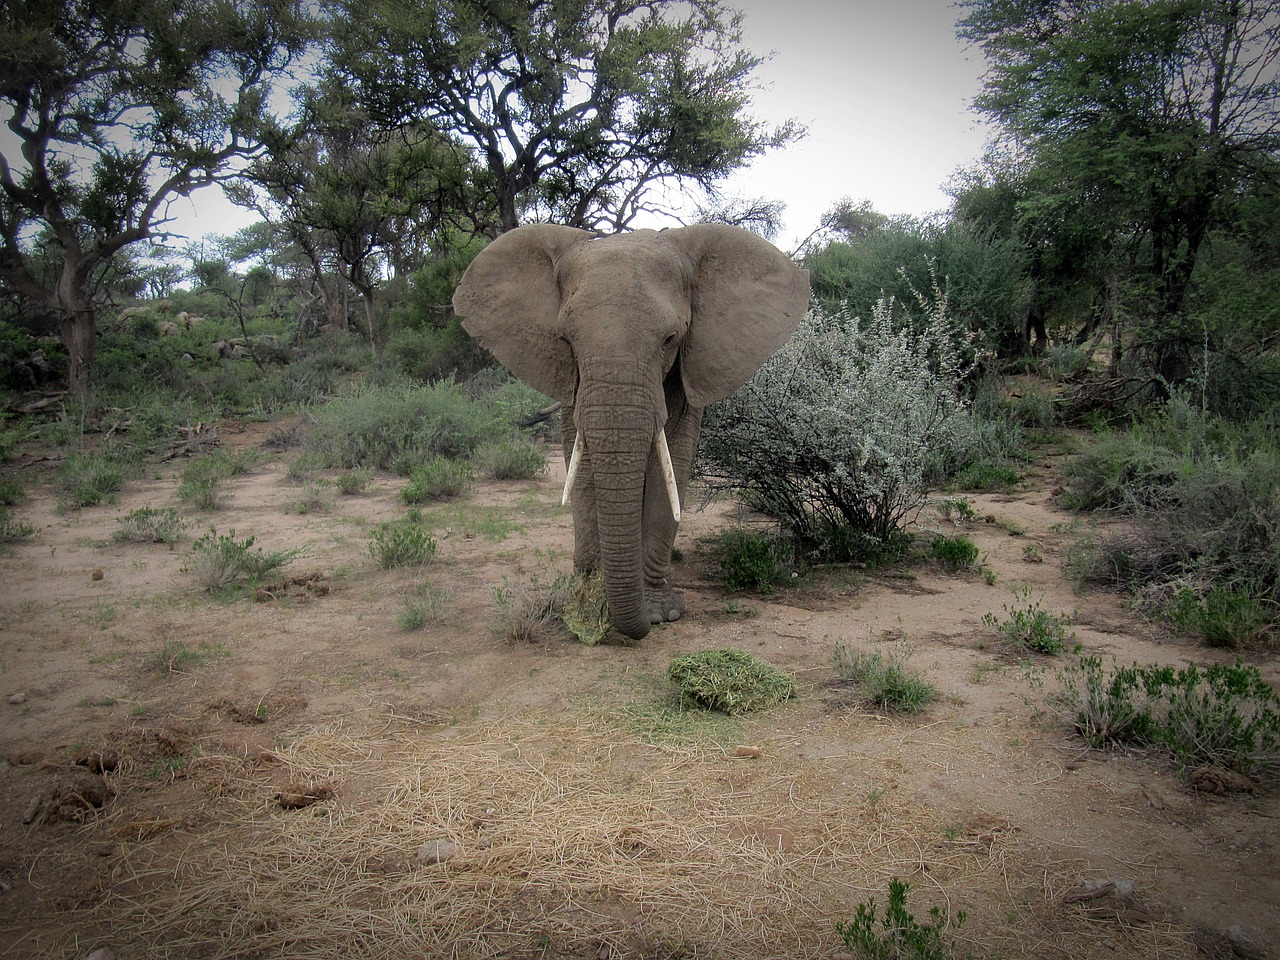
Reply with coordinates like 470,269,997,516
1,419,1276,960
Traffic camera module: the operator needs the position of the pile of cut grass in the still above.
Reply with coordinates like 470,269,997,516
666,648,795,714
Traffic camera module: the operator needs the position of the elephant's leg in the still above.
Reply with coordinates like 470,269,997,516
641,394,702,624
562,405,600,575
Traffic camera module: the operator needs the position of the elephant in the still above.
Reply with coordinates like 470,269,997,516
453,224,810,641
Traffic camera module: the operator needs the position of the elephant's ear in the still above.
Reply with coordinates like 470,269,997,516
671,224,811,408
453,224,593,402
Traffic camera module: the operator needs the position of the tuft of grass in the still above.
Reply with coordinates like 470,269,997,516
983,587,1072,655
833,645,936,714
398,581,452,631
666,648,795,714
113,507,187,544
145,638,227,675
184,528,299,592
561,572,611,645
953,460,1021,491
1164,585,1272,649
178,449,259,510
0,477,23,504
929,533,979,572
337,467,374,496
368,519,437,569
55,449,134,510
471,437,548,480
401,457,474,503
837,877,965,960
490,573,573,644
0,506,35,545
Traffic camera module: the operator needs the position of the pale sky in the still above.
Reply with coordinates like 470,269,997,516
144,0,995,253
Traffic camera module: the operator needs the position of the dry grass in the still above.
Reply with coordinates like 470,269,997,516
49,714,1201,960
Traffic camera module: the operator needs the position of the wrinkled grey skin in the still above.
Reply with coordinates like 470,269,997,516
453,224,810,641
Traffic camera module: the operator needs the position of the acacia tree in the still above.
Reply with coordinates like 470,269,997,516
0,0,311,399
958,0,1280,376
233,80,489,350
324,0,799,234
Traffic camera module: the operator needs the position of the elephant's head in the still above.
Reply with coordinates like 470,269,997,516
453,224,810,640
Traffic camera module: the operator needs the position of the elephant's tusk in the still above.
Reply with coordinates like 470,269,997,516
562,430,584,506
655,429,682,523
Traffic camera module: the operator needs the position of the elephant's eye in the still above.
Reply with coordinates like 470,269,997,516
663,333,677,348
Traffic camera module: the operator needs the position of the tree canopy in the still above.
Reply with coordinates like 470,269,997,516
324,0,801,233
0,0,311,398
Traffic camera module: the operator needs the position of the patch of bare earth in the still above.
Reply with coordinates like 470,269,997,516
1,424,1276,959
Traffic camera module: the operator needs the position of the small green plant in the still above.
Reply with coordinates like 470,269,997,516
471,438,547,480
0,507,35,544
337,467,374,495
290,482,332,515
666,648,795,714
833,645,936,714
1164,585,1271,649
185,528,299,591
954,459,1021,492
1041,655,1280,782
713,527,796,593
983,587,1072,654
0,477,23,504
929,534,979,572
146,638,226,675
1022,543,1043,563
935,497,976,524
836,878,965,960
113,507,187,544
368,519,438,568
398,581,452,630
285,452,325,483
55,449,133,510
401,457,474,503
491,572,573,643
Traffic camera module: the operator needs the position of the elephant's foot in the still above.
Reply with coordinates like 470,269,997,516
645,584,686,624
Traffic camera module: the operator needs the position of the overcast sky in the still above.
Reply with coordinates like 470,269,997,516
163,0,994,252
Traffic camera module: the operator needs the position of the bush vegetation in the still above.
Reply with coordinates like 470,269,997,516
368,518,438,568
833,645,936,714
184,528,299,592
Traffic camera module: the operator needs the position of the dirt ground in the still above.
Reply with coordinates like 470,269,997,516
1,418,1277,960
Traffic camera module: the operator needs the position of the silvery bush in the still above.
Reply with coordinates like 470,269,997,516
701,286,978,555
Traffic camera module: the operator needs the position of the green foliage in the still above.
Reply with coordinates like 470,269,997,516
55,447,136,511
666,649,796,715
929,534,979,572
711,528,797,593
1043,655,1280,782
983,587,1072,654
384,320,488,383
0,476,23,504
113,507,187,544
178,449,259,511
336,467,374,496
401,457,474,503
0,507,35,545
833,645,937,714
1065,397,1280,632
470,438,548,480
303,381,519,470
836,878,965,960
368,519,437,569
702,293,978,550
184,528,299,592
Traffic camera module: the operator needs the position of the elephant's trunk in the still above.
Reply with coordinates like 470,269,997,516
575,364,666,642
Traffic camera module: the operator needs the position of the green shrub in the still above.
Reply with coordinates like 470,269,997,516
401,457,474,503
711,528,797,593
0,476,23,504
0,506,35,544
833,645,936,714
1042,655,1280,782
929,534,979,572
471,438,547,480
368,519,437,568
337,467,374,495
836,877,965,960
1165,585,1272,649
113,507,187,544
701,291,977,549
982,588,1072,654
55,448,135,510
303,381,515,470
952,460,1021,491
666,648,796,714
184,528,298,591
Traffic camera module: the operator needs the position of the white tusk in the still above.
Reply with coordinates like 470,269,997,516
562,430,584,506
655,429,682,523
